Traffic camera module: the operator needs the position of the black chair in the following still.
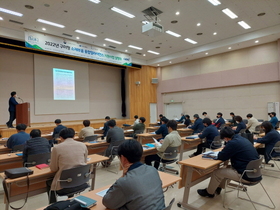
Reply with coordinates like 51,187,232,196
24,152,51,167
12,144,24,152
261,141,280,178
252,124,263,135
159,147,179,175
105,140,125,174
223,158,275,210
162,198,175,210
54,165,91,199
239,128,247,134
83,135,98,142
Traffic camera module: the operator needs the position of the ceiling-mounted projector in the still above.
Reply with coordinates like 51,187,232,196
142,22,164,37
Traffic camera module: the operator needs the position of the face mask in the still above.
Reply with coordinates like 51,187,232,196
217,116,219,118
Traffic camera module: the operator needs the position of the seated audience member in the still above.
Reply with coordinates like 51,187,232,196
229,112,237,126
123,115,139,127
154,117,169,139
78,120,94,139
145,120,181,169
232,116,246,134
158,114,165,125
47,128,88,204
104,119,125,163
177,113,185,123
269,112,279,128
214,112,225,129
202,112,210,119
254,121,280,163
246,113,260,133
102,116,110,139
189,114,204,134
51,119,66,145
184,115,192,127
189,118,219,157
103,140,165,210
7,124,30,149
132,117,145,138
23,129,51,163
197,127,261,198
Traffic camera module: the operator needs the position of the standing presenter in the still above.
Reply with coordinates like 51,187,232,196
6,91,18,128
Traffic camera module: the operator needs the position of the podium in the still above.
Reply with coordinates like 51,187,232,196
16,102,30,127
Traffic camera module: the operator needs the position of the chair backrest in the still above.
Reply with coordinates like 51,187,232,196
243,119,248,124
25,152,51,167
254,125,261,131
59,164,91,189
163,147,178,159
244,158,262,178
110,140,125,156
211,136,223,149
270,141,280,157
239,129,246,134
219,124,226,130
12,144,24,152
162,198,175,210
83,135,98,142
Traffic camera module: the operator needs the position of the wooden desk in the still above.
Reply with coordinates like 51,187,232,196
37,171,182,210
1,154,108,210
146,126,160,132
141,146,157,162
0,145,11,154
177,128,193,136
136,133,161,144
177,124,187,129
0,138,8,145
0,153,23,172
179,136,201,161
177,153,225,210
149,122,159,127
85,141,109,155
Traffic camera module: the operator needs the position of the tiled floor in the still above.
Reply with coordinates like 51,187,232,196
0,149,279,210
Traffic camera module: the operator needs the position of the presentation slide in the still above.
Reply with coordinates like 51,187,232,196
34,54,90,115
53,68,75,100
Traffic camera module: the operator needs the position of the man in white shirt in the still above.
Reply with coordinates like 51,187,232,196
246,114,260,133
78,120,94,139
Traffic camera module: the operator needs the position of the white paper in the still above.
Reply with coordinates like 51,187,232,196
126,129,133,132
153,137,162,147
96,188,109,197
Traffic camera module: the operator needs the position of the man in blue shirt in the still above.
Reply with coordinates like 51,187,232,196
269,112,278,128
214,112,225,129
6,91,18,128
102,116,110,139
154,117,169,140
51,119,66,146
7,124,30,149
189,118,219,157
189,114,204,134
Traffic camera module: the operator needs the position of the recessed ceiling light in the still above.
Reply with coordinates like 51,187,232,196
104,38,122,44
88,0,101,4
75,29,97,37
228,47,231,49
238,21,251,29
197,23,201,26
111,7,135,18
176,11,180,15
42,28,46,31
184,38,197,44
76,37,79,39
37,19,65,28
142,20,149,24
255,40,259,43
147,50,160,55
103,44,106,46
143,54,146,56
0,7,23,17
125,49,128,52
128,45,142,50
213,32,217,35
0,17,3,20
222,8,238,19
165,30,181,37
205,52,208,55
208,0,221,6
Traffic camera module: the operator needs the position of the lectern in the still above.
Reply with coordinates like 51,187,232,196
16,102,30,126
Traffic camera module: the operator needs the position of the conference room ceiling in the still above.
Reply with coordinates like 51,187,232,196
0,0,280,67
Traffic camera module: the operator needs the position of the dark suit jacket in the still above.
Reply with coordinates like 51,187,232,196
215,117,225,129
198,125,219,145
103,121,110,137
155,124,168,138
106,126,125,156
8,96,18,112
234,121,246,133
52,124,67,138
190,118,204,134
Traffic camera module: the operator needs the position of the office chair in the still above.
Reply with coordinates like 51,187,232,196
252,125,263,135
158,147,179,175
12,144,24,152
162,198,175,210
24,152,51,167
105,140,125,174
83,135,98,142
223,158,275,210
261,141,280,179
53,164,91,199
209,136,223,150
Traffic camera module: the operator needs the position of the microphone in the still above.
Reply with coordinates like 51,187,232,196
17,96,24,103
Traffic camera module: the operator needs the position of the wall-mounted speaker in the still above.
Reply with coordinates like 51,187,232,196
151,78,158,84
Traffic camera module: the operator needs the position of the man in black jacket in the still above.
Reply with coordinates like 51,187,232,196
197,127,261,198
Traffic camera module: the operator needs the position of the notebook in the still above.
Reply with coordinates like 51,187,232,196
145,143,155,148
96,188,109,197
15,153,23,156
73,195,97,208
202,151,219,159
36,164,49,169
186,135,199,139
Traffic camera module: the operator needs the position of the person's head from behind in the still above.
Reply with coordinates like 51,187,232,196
193,114,199,119
83,120,90,127
107,119,116,128
202,112,207,116
246,113,253,119
166,120,177,131
16,124,27,132
118,140,143,165
217,112,223,118
261,121,273,134
30,129,41,138
59,128,75,140
161,117,169,124
202,118,212,127
159,114,163,119
54,119,61,125
234,115,242,123
230,112,235,117
139,117,146,123
11,91,17,97
134,115,138,120
185,114,190,119
220,127,235,142
105,116,110,121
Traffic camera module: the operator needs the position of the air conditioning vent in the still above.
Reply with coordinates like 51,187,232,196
62,33,72,37
9,19,23,25
109,45,116,49
136,52,142,55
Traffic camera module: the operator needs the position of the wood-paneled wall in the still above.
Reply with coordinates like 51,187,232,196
128,66,157,125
